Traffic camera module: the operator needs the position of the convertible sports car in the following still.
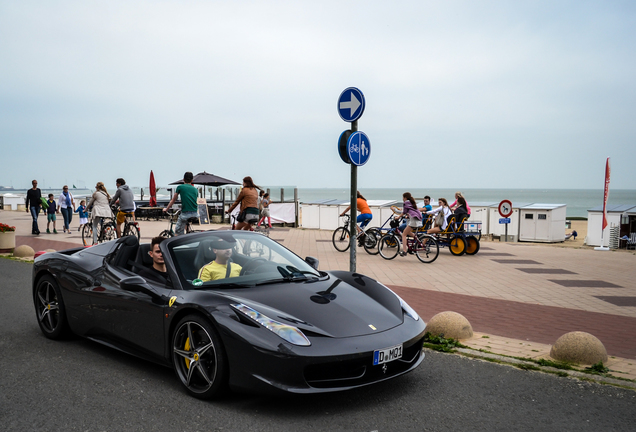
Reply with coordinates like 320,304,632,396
33,231,427,399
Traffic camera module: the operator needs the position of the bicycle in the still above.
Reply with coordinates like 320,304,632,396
230,214,272,258
81,212,117,246
119,209,141,241
332,214,379,254
230,213,269,237
377,215,439,263
159,209,198,238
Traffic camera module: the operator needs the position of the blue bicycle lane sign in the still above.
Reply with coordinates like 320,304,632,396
347,131,371,166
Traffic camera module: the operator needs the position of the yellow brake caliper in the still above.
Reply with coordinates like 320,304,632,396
184,337,191,369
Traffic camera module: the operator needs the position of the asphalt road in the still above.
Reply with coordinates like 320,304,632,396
1,258,634,432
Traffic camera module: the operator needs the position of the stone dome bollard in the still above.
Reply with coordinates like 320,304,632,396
13,245,35,258
550,331,608,365
426,311,473,340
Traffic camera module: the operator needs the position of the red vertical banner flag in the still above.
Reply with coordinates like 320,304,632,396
602,157,611,230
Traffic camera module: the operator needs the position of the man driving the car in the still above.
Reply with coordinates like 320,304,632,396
198,239,242,282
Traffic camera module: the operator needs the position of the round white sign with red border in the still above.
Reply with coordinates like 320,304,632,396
498,200,513,218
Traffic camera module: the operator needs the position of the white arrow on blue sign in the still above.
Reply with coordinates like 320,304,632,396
347,131,371,166
338,87,365,122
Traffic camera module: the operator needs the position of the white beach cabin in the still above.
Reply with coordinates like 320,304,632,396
518,203,566,242
586,204,636,247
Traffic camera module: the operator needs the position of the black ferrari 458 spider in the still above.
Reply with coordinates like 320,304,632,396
33,231,426,399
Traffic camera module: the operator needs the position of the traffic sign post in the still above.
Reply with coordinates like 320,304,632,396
336,87,368,272
498,200,513,242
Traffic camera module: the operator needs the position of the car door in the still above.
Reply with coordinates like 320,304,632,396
89,262,172,361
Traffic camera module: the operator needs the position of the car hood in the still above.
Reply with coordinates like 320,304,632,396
223,272,404,338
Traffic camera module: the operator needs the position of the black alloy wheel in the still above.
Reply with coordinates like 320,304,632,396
34,275,69,339
172,315,228,399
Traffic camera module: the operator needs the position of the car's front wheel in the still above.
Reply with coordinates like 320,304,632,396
34,275,69,339
172,314,228,399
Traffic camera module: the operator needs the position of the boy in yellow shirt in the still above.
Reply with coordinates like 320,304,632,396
198,239,242,282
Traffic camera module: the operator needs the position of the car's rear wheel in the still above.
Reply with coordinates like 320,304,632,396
34,275,69,339
172,315,228,399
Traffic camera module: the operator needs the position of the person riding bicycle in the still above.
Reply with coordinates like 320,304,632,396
197,238,242,282
164,171,199,236
227,176,261,230
87,182,114,244
398,195,433,233
399,192,422,256
339,191,373,245
110,178,135,238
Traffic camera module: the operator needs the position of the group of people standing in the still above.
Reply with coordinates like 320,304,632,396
25,178,136,244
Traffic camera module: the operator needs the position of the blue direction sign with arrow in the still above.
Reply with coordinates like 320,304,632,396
338,87,365,122
347,131,371,166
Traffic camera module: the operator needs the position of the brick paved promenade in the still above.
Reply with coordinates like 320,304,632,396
4,210,636,378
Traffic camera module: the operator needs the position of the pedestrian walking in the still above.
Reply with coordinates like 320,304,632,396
46,194,58,234
59,185,76,234
25,179,42,235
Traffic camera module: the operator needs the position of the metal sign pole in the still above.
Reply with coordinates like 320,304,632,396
349,120,358,272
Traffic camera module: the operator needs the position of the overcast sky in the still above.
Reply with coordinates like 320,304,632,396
1,1,634,190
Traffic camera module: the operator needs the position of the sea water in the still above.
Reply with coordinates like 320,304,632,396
296,188,636,218
5,186,635,218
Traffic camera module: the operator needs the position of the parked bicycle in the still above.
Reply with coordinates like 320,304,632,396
332,214,379,254
377,214,439,263
159,209,198,238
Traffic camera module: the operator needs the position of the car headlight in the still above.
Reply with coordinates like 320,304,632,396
379,283,420,321
398,297,420,321
231,303,311,346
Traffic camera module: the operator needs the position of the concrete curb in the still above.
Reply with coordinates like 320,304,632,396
452,347,636,390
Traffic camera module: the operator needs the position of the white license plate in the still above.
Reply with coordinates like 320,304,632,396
373,344,403,365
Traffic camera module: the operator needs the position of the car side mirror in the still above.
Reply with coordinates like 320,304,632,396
305,256,319,270
120,276,152,293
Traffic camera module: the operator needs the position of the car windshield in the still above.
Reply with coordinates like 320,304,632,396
167,231,321,288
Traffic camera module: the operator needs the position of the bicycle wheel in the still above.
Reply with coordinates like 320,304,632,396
465,236,480,255
159,229,173,238
448,235,466,256
378,234,400,260
123,222,141,241
363,228,381,255
332,227,350,252
100,222,117,243
415,234,439,263
82,223,94,247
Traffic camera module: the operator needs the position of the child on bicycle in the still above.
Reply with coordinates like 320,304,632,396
339,191,373,245
399,192,422,256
